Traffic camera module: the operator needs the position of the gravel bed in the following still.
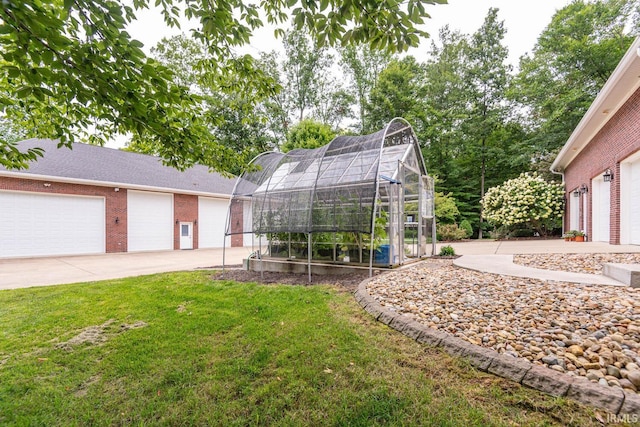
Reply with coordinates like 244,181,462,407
514,253,640,275
366,259,640,394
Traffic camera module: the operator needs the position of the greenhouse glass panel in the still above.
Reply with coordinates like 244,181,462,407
224,118,435,273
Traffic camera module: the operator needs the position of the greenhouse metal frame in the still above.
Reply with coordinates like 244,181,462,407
223,118,435,279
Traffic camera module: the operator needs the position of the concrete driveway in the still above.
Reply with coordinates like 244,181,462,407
0,247,253,290
2,240,640,291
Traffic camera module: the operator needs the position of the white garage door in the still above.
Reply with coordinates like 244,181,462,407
591,178,610,242
0,191,105,258
128,191,173,251
198,197,228,248
631,161,640,244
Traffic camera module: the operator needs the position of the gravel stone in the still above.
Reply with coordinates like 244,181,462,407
365,257,640,396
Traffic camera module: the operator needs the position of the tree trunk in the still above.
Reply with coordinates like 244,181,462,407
478,137,486,239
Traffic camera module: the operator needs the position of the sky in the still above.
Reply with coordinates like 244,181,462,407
126,0,574,67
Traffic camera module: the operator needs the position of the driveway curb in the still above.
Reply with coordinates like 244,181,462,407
355,276,640,416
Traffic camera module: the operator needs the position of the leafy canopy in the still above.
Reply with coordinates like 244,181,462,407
0,0,446,171
281,119,336,153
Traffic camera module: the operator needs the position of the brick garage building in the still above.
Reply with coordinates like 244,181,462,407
552,37,640,245
0,139,244,258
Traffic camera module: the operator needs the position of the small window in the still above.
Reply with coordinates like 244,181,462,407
181,224,189,236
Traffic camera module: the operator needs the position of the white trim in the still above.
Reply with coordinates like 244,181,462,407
552,37,640,171
0,170,232,199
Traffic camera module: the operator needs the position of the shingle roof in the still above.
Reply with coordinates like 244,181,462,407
0,139,236,196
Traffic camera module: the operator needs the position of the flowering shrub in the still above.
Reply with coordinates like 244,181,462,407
481,173,564,236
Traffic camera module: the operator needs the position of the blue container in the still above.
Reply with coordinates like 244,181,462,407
375,244,390,265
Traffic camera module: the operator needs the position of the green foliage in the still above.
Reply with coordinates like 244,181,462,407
123,35,277,173
481,173,564,237
366,56,425,132
282,29,333,122
438,245,456,256
339,44,394,133
0,0,443,170
436,223,468,241
459,219,473,238
434,191,460,224
420,12,525,237
512,0,638,158
282,119,336,152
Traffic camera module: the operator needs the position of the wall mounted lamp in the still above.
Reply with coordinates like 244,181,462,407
114,187,120,192
43,183,51,187
580,184,589,194
573,189,580,196
175,219,179,225
115,217,120,224
603,168,614,182
194,219,197,225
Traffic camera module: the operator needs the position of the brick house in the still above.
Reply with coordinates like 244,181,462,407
551,36,640,245
0,139,244,258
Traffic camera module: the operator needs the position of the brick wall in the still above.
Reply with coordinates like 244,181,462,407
564,87,640,243
173,194,199,249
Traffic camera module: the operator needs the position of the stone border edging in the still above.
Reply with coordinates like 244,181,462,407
354,276,640,416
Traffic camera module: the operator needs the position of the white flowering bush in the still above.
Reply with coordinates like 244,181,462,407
481,173,564,236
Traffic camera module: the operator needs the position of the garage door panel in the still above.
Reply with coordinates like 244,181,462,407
128,191,173,252
0,191,105,258
198,197,227,248
631,162,640,245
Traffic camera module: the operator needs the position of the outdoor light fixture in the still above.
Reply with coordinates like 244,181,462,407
114,187,120,192
175,219,179,224
115,217,119,224
43,183,51,187
603,168,614,182
194,219,197,225
573,189,580,196
580,184,588,194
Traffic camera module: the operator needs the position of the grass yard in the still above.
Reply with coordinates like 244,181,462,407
0,271,602,426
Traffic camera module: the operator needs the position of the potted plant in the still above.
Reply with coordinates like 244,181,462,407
573,230,585,242
562,230,575,241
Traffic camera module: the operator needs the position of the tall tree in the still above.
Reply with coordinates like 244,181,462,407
255,51,290,146
513,0,638,158
366,56,425,132
339,44,393,133
282,29,333,122
0,0,444,170
125,35,277,172
463,8,511,238
421,14,524,237
420,26,470,190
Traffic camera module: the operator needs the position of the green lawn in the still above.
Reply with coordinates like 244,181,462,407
0,271,600,426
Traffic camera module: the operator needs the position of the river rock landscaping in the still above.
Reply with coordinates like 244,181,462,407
514,253,640,275
365,257,640,395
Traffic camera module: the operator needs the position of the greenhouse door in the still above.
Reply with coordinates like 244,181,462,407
387,183,402,266
400,161,422,260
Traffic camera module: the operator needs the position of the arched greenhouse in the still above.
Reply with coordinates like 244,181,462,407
223,118,435,278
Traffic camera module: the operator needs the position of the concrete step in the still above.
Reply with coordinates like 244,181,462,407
603,263,640,287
